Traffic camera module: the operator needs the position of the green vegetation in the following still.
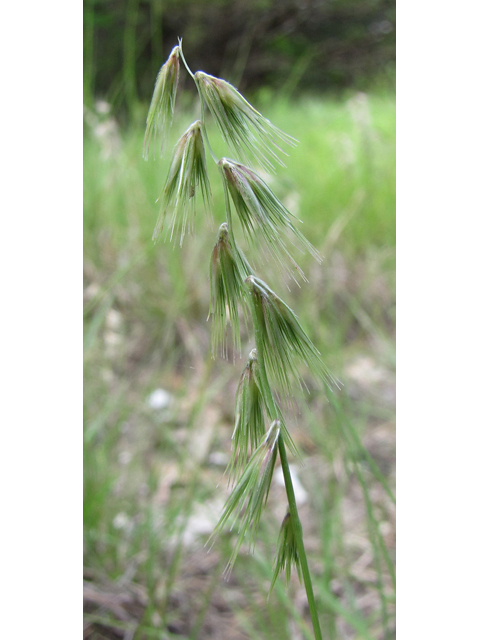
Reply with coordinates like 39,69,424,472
84,91,395,639
84,0,395,113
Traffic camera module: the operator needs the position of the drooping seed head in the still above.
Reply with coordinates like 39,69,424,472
219,158,322,281
143,45,181,160
153,120,212,246
208,222,253,357
195,71,296,172
227,348,266,484
246,275,341,401
209,419,281,576
269,510,303,597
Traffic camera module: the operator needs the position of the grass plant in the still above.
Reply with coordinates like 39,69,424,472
134,38,393,639
84,57,395,637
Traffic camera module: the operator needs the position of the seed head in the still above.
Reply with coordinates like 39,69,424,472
269,511,303,596
195,71,296,172
246,275,341,401
219,158,321,281
227,349,299,482
226,349,265,483
209,420,281,577
209,223,253,356
153,120,212,246
143,45,181,160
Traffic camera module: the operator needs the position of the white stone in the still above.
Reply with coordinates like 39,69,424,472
147,388,173,410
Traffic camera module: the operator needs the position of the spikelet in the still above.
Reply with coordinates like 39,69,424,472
227,350,299,484
219,158,321,281
208,223,252,356
269,511,303,597
209,420,281,577
153,121,212,246
195,71,296,172
143,45,181,160
246,275,341,400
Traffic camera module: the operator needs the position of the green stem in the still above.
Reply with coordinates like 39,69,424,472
249,290,324,640
278,434,324,640
178,37,195,79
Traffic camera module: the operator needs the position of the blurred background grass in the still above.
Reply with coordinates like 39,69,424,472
84,2,395,638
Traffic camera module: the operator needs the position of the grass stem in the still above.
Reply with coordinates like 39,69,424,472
278,433,324,640
250,291,324,639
